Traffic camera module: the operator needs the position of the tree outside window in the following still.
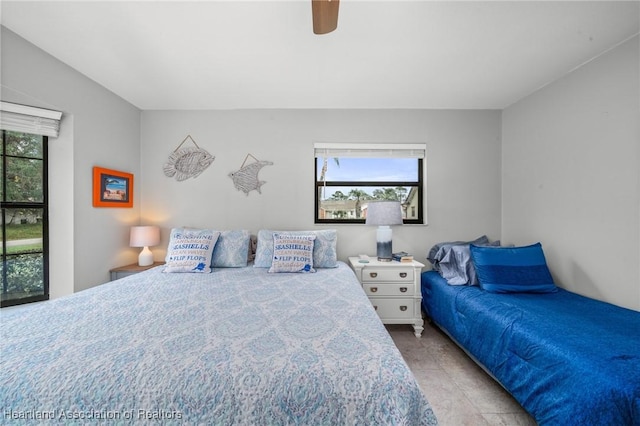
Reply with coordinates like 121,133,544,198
315,151,424,224
1,130,49,307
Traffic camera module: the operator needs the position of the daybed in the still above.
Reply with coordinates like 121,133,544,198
422,240,640,425
1,228,437,425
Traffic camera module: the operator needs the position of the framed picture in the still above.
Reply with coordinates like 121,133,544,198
92,166,133,208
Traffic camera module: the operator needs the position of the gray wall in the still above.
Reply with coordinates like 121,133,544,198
2,26,502,298
140,109,502,264
502,36,639,310
9,23,638,312
1,27,141,296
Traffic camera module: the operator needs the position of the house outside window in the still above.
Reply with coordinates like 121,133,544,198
314,143,426,224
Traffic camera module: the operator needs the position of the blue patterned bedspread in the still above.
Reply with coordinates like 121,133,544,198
421,271,640,426
1,263,437,425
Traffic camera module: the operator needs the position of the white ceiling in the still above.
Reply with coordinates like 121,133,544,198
1,1,638,110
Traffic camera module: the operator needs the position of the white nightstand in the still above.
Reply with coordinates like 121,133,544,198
349,256,425,337
109,262,164,281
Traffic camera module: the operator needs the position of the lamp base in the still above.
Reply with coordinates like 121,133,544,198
376,226,393,262
138,246,153,266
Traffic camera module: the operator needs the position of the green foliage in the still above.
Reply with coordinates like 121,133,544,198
5,223,42,239
371,187,408,201
1,131,47,302
7,243,42,255
330,190,348,200
2,131,44,205
347,189,370,200
1,254,44,299
5,131,43,157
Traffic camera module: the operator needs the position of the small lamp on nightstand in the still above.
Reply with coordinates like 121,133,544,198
365,201,403,261
130,225,160,266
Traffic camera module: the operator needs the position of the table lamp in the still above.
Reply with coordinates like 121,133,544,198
130,225,160,266
365,201,403,261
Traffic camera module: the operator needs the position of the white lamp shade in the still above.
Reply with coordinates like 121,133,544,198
129,226,160,248
130,226,160,267
365,201,403,226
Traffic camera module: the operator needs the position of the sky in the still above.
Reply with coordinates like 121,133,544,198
316,157,418,182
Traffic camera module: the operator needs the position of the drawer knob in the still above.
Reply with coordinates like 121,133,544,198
399,287,408,293
399,272,407,278
374,306,378,311
370,287,378,293
400,305,408,311
369,272,378,278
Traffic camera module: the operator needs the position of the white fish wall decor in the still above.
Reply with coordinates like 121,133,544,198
229,154,274,196
164,135,215,181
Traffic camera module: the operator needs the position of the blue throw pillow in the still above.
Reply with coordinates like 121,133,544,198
470,243,557,293
211,230,250,267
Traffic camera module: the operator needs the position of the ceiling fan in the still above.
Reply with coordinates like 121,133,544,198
312,0,340,34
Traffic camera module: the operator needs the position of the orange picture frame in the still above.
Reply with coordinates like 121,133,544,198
92,166,133,208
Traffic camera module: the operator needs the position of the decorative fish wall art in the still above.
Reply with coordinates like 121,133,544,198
229,154,274,196
164,135,215,181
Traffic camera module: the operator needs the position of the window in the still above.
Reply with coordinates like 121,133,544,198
1,130,49,307
314,143,425,224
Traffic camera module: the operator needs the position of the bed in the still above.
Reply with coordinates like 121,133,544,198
1,260,437,425
421,242,640,425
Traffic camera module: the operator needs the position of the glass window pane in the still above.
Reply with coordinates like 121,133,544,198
5,157,44,202
319,186,413,201
5,131,43,158
317,157,418,182
315,152,423,224
1,253,45,303
318,186,419,220
1,130,48,307
4,208,44,254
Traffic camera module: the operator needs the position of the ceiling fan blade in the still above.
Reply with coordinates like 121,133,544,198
312,0,340,34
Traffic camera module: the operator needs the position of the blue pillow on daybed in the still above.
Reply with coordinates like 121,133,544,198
470,242,557,293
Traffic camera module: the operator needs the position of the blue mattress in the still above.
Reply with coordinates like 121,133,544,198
0,263,437,425
421,270,640,425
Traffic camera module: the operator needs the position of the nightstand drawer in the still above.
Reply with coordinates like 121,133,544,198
370,298,415,319
363,283,415,297
361,268,414,282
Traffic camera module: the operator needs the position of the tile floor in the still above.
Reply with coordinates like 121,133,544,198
387,323,537,426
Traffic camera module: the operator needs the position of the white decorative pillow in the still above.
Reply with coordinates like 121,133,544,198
164,228,220,273
268,233,316,273
254,229,338,268
211,230,250,267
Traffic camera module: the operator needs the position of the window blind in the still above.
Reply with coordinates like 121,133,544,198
0,101,63,138
314,142,426,159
